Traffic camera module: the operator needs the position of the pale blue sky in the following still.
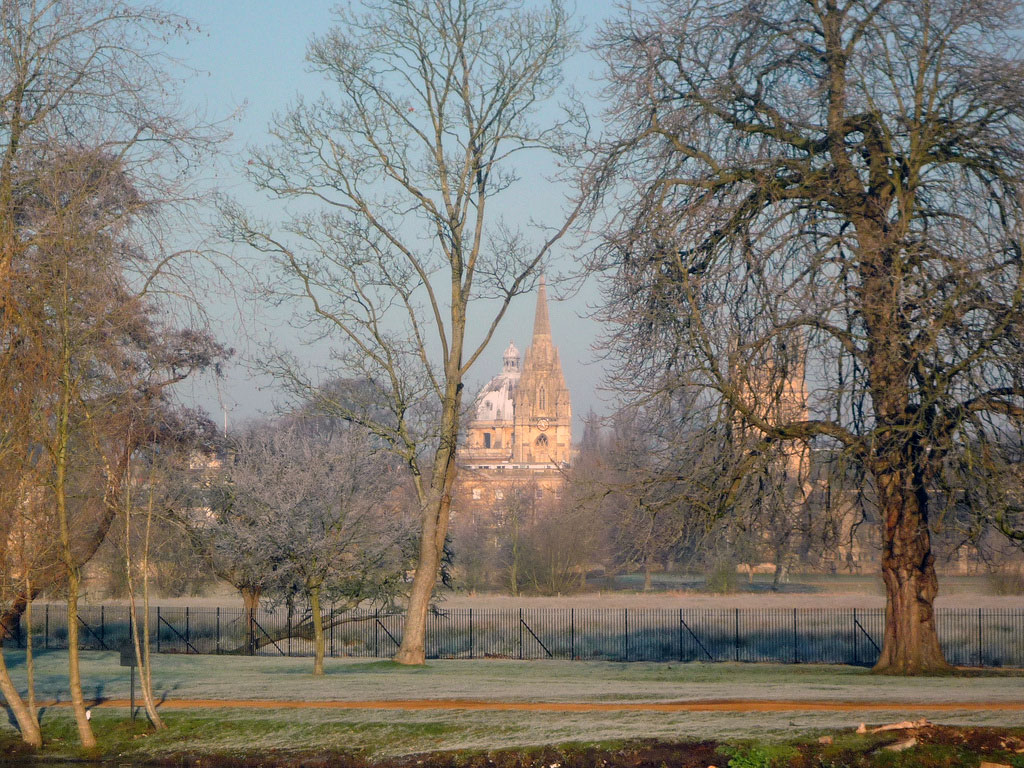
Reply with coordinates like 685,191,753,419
166,0,620,434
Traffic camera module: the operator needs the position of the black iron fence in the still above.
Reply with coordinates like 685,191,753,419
10,605,1024,668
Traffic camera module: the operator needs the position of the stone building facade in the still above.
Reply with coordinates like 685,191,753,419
454,276,572,515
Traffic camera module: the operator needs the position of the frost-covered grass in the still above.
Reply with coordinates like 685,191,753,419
5,650,1024,758
5,649,1024,705
22,704,1024,759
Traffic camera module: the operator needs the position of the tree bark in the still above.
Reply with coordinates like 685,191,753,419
873,467,948,674
24,574,37,726
55,338,96,748
393,489,451,665
393,358,463,665
64,569,96,747
241,586,261,655
310,585,324,676
126,483,165,728
0,641,42,747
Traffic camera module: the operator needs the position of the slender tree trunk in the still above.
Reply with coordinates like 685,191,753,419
310,585,324,676
394,387,461,665
872,463,948,674
139,489,163,726
125,482,165,728
14,520,39,729
141,504,155,713
241,587,261,654
63,570,95,747
24,574,37,725
0,634,41,747
55,343,96,748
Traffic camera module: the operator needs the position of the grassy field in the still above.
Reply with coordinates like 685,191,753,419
76,572,1024,610
3,649,1024,761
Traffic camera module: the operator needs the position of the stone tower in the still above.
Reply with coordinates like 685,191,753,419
456,275,573,511
513,275,572,466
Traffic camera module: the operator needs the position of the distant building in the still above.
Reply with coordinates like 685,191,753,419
454,276,572,516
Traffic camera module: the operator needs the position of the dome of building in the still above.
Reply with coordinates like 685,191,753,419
502,340,520,373
474,341,520,421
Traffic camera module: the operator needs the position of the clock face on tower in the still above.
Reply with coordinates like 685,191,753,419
537,418,549,431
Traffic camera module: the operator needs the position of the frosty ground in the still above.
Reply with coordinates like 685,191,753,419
2,649,1024,760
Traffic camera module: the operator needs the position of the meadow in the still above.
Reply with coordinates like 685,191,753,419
2,649,1024,760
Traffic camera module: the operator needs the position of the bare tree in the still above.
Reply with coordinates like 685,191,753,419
226,0,579,664
28,149,224,745
588,0,1024,673
189,437,282,655
205,418,410,675
0,1,226,743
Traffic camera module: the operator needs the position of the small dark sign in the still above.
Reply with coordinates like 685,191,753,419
119,643,137,668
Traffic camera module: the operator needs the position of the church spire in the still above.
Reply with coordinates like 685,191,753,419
532,273,551,340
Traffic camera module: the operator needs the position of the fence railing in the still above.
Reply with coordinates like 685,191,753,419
10,605,1024,668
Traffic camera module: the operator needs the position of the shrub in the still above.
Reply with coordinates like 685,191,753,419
706,561,738,593
987,568,1024,596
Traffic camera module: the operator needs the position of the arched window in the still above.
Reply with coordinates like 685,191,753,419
538,386,546,411
535,434,548,447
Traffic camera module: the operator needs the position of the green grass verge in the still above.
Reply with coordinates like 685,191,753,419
3,650,1024,764
7,715,1024,768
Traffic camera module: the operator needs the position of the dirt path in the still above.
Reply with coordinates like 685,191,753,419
48,697,1024,713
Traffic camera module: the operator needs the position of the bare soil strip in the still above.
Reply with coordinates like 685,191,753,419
41,698,1024,713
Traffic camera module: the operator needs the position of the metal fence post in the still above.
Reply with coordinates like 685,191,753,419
186,607,190,653
978,607,983,667
678,609,684,663
793,608,798,664
624,608,629,662
216,607,221,654
519,608,523,660
570,609,575,661
852,608,858,666
156,607,161,654
734,608,740,662
469,609,473,659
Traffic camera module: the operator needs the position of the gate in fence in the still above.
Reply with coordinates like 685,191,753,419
13,605,1024,668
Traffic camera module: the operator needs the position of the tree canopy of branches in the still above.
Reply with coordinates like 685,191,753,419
589,0,1024,674
226,0,578,664
0,0,227,745
197,417,411,673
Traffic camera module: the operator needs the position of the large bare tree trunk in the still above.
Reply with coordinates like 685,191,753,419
873,469,948,674
394,490,452,665
394,394,460,665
